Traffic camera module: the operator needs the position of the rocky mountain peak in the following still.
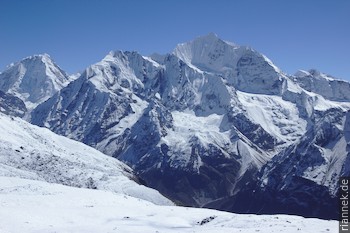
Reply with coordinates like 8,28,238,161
0,54,70,110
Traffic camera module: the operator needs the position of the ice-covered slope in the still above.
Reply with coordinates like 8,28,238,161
0,176,337,233
0,113,172,205
0,54,71,111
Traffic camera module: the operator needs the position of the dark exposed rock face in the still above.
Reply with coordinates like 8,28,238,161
0,90,27,117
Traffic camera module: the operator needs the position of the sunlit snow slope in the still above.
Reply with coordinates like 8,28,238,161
0,177,337,233
0,113,172,205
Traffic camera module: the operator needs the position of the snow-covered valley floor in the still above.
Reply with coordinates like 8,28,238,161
0,176,337,233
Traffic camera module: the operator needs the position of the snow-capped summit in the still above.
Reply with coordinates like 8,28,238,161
173,33,285,95
0,54,71,111
173,33,241,72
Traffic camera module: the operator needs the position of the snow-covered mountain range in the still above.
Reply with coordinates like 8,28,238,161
1,33,349,220
0,86,335,233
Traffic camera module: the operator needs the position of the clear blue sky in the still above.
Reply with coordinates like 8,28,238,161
1,0,349,80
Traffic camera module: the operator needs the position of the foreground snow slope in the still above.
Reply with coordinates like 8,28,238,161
0,177,336,233
0,113,171,205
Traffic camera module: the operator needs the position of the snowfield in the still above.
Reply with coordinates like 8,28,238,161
160,110,231,169
236,91,307,146
0,113,172,206
0,176,337,233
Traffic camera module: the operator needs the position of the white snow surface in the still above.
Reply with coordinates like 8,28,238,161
173,33,243,73
85,50,162,94
0,176,337,233
161,110,231,169
0,54,71,111
237,91,307,146
0,113,172,205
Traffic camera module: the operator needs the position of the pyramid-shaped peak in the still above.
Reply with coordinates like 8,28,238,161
17,53,64,73
176,33,234,50
194,32,220,43
204,32,218,38
103,50,145,63
173,34,245,72
0,53,70,109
